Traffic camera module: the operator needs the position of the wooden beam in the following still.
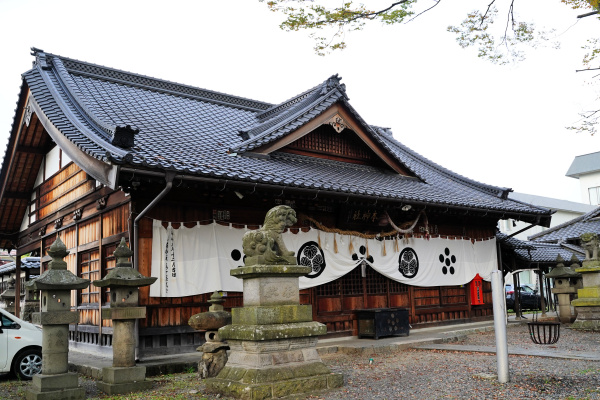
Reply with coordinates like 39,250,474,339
15,145,46,155
2,191,31,200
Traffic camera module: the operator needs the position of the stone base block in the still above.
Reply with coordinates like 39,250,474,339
575,288,600,301
206,362,343,399
31,372,78,391
96,379,153,395
232,304,313,325
102,366,146,384
571,305,600,330
220,321,326,341
25,387,85,400
571,319,600,330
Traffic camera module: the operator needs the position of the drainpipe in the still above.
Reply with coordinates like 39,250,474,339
132,171,175,360
133,171,176,271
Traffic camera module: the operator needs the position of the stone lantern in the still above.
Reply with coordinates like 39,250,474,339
206,206,343,399
21,287,41,323
93,237,157,395
25,237,90,400
0,277,17,315
545,255,582,323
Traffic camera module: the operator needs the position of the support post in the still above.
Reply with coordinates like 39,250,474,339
492,270,510,383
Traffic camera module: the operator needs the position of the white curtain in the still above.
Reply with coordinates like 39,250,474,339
150,220,497,297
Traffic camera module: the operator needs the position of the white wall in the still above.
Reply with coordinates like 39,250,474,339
578,173,600,204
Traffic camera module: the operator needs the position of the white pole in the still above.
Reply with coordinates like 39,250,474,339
491,270,510,383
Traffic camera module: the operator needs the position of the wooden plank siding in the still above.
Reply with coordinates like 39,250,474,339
17,160,131,348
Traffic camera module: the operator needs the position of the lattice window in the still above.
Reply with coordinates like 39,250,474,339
80,250,100,304
340,266,363,296
389,279,409,294
285,125,376,163
365,266,387,295
316,279,340,297
102,242,119,305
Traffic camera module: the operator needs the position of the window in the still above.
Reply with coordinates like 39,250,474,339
1,314,17,328
79,250,100,304
589,187,600,205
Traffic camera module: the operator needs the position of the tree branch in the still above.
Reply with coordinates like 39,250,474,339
407,0,443,24
314,0,412,25
578,10,599,18
576,67,600,72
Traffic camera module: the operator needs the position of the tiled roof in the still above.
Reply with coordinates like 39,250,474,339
529,207,600,242
0,257,41,276
19,50,554,222
498,233,583,263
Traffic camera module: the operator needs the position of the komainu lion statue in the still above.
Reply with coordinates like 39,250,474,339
580,232,599,261
242,205,297,265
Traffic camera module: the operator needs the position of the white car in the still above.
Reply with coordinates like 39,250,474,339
0,307,42,379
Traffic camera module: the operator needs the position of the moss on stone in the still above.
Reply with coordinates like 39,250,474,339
219,321,327,341
578,262,600,271
327,373,345,388
232,305,313,325
572,298,600,307
272,376,328,398
254,367,294,383
571,320,600,331
231,265,311,279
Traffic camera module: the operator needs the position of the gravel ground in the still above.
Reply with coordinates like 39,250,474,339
1,323,599,399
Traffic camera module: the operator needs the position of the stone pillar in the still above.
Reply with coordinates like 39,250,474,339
0,277,17,315
546,255,581,323
93,238,157,395
206,206,343,399
571,233,600,330
25,237,90,400
188,291,231,378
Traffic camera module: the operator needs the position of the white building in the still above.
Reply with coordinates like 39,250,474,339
566,151,600,205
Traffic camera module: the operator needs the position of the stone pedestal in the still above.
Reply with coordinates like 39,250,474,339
571,265,600,329
93,238,156,395
206,265,343,399
571,233,600,330
25,237,89,400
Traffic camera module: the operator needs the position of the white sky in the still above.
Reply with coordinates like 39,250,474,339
0,0,597,203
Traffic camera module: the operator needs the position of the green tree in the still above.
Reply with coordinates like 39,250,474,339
261,0,599,133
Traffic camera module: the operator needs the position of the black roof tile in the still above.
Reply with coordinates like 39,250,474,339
18,50,554,222
529,206,600,243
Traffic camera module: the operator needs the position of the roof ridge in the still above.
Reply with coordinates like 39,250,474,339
31,54,130,159
256,82,322,121
43,51,273,112
232,87,344,153
52,57,117,138
256,74,347,122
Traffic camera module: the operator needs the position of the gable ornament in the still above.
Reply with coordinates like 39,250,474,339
328,113,348,133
